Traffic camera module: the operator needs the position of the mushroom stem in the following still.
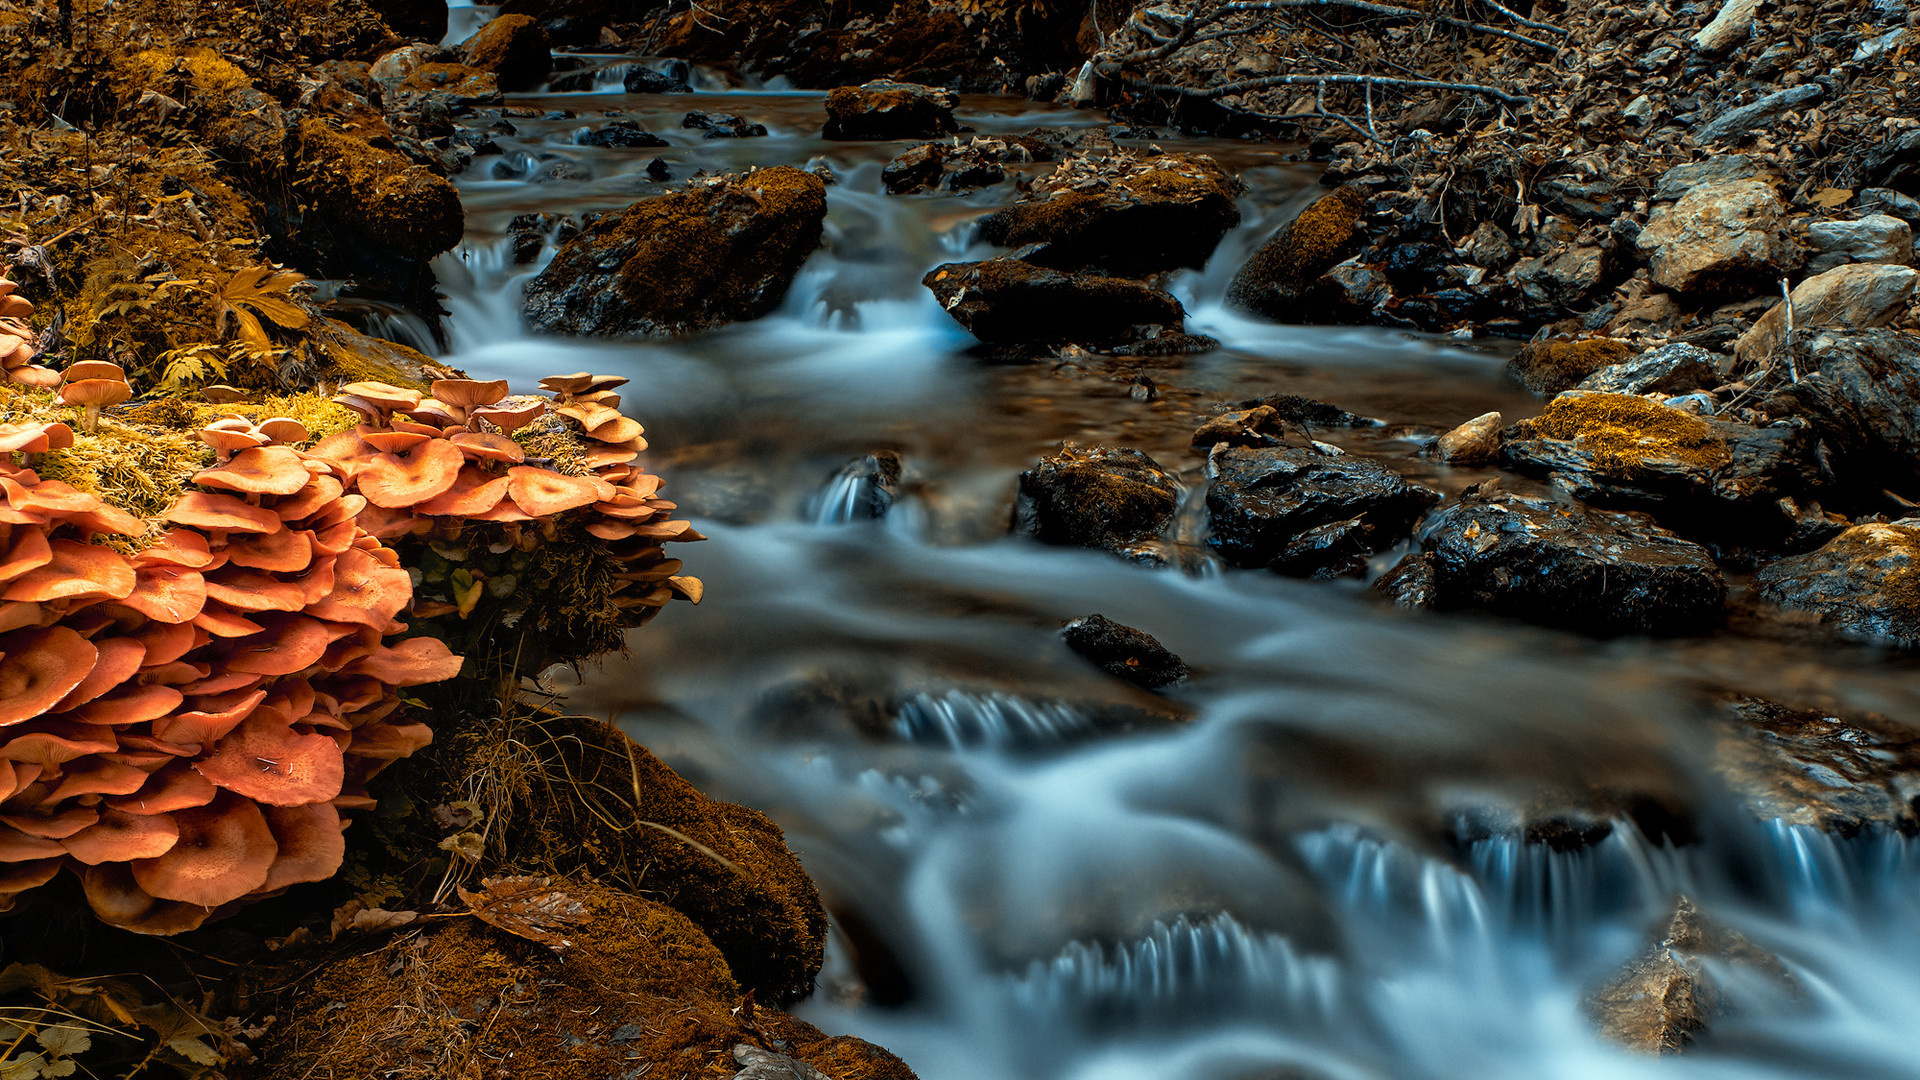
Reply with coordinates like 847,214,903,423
81,405,102,434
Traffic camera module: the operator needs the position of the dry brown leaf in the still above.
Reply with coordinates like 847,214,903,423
1810,187,1854,209
457,875,589,951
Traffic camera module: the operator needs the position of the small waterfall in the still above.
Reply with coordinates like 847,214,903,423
810,452,902,524
893,691,1092,749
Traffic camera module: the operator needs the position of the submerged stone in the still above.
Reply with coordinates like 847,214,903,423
1712,694,1920,833
1062,614,1189,690
1206,445,1440,578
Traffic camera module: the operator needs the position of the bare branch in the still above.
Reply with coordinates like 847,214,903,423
1116,0,1227,62
1112,68,1532,108
1477,0,1567,35
1220,0,1560,51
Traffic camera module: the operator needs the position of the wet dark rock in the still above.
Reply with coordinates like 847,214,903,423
507,211,573,264
1761,329,1920,499
1192,405,1292,450
1507,337,1636,396
647,157,673,182
1371,550,1440,608
461,12,551,91
882,135,1054,195
1230,393,1381,428
922,259,1191,349
1755,521,1920,648
1062,614,1189,689
1206,446,1440,578
1226,186,1369,321
1585,896,1795,1054
823,80,959,140
626,63,695,93
1012,444,1178,558
1575,343,1723,396
1712,694,1920,833
1501,392,1820,533
524,167,827,339
977,153,1242,277
817,451,903,521
1413,488,1727,635
580,121,669,148
684,111,768,138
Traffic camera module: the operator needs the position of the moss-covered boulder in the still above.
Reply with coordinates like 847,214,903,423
523,167,828,339
253,877,912,1079
1508,336,1635,396
291,118,465,261
1756,522,1920,648
460,12,551,90
980,152,1242,276
1012,444,1178,559
823,79,958,139
1226,186,1368,321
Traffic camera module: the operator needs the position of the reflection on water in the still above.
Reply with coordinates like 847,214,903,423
434,55,1920,1080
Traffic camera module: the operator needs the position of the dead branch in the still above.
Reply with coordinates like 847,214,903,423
1219,0,1560,51
1477,0,1567,35
1111,68,1533,109
1119,0,1223,62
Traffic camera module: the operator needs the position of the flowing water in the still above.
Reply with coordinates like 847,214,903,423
417,37,1920,1080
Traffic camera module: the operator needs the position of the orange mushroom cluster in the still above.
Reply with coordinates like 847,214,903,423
308,376,701,652
0,277,54,387
0,415,462,934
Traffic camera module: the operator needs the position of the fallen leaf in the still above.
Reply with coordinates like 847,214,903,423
1810,186,1854,209
457,875,589,952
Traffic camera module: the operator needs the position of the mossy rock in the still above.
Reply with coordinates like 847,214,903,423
1756,522,1920,648
460,12,551,90
1508,337,1636,396
293,119,466,263
523,167,828,339
979,153,1243,277
823,80,958,140
250,876,912,1079
1225,186,1369,321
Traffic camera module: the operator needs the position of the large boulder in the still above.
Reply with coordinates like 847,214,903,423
1501,392,1820,533
1575,343,1723,397
1734,265,1918,370
1226,187,1369,321
922,258,1198,351
524,167,827,339
1805,214,1913,274
1636,180,1796,298
1012,444,1178,559
1755,521,1920,648
461,13,551,90
1206,445,1440,577
978,153,1242,277
822,80,958,139
292,119,464,263
1762,329,1920,497
1402,488,1727,635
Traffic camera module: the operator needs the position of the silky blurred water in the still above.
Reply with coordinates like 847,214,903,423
419,33,1920,1079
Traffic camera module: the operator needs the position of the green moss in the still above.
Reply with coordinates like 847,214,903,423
1526,392,1730,472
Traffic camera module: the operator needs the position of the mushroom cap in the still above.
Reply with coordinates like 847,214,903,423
82,863,215,934
348,636,463,687
414,470,510,517
193,603,266,638
0,422,73,454
130,792,277,907
338,382,423,413
63,683,186,727
58,378,132,410
154,687,267,746
195,446,311,496
557,401,623,431
358,439,465,508
0,805,101,839
1,539,135,602
222,526,313,573
1,475,100,516
358,429,433,454
0,825,66,862
195,710,344,806
346,721,434,761
0,860,61,908
430,378,510,410
305,548,413,629
46,759,157,802
133,529,217,570
0,528,52,586
583,415,646,445
0,627,97,726
2,725,118,766
203,566,309,613
273,475,345,522
222,613,331,676
9,366,61,388
448,431,525,465
109,765,218,815
470,401,546,433
120,563,209,624
539,372,629,397
506,466,616,517
260,802,347,891
130,619,199,665
407,399,461,427
200,426,271,458
0,602,44,635
62,360,126,383
165,492,282,534
202,385,248,404
53,637,147,712
256,417,310,445
63,808,182,864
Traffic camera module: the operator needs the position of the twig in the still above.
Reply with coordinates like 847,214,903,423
1116,0,1223,62
1221,0,1559,50
1115,69,1531,108
1780,275,1798,383
1477,0,1567,34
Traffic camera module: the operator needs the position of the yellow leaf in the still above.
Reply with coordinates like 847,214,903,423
1811,187,1854,209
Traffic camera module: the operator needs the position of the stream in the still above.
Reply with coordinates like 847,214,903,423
419,34,1920,1080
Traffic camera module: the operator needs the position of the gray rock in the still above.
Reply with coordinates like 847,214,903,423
1805,213,1913,274
1503,391,1820,533
1371,550,1440,608
1761,328,1920,494
1509,243,1612,309
1434,411,1503,464
1693,83,1824,146
733,1045,831,1080
922,259,1192,348
1733,263,1918,369
1459,221,1516,267
1653,155,1776,201
1417,489,1727,635
1013,444,1179,558
1755,521,1920,647
1576,343,1723,396
1206,445,1440,577
1316,257,1393,315
1537,175,1628,219
1637,179,1795,297
1062,614,1190,689
1858,187,1920,225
